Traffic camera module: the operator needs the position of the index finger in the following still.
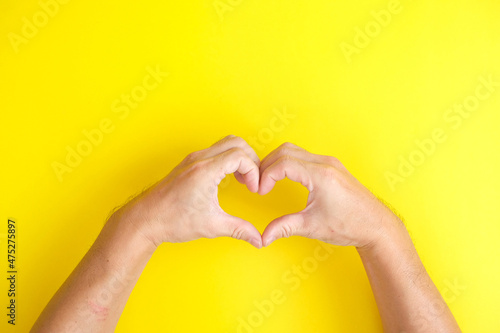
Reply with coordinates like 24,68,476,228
212,147,261,193
259,155,314,195
207,135,261,166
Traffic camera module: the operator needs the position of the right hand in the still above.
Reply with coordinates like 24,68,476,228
111,135,263,249
259,142,402,248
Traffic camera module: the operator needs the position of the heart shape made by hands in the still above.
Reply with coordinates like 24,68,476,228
218,174,309,237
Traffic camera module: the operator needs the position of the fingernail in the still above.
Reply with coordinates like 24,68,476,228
250,238,262,249
265,237,276,247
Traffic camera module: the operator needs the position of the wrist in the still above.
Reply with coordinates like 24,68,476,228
356,212,409,256
106,209,159,255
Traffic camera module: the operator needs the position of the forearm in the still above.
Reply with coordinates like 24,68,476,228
357,214,460,333
31,213,156,333
31,135,264,332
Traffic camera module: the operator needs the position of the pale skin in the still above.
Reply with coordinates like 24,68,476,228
31,135,461,333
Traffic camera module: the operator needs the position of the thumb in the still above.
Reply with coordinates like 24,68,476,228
262,213,306,247
219,214,263,249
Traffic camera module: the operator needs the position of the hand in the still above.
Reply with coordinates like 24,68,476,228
259,143,401,248
112,135,263,249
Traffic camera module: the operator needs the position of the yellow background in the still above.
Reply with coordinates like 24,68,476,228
1,0,499,331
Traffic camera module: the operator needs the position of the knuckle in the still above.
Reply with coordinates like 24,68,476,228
331,157,345,170
275,154,294,168
280,142,296,149
231,225,245,240
186,158,209,174
277,154,293,163
275,143,301,160
325,155,340,165
276,146,293,158
280,223,294,238
231,136,246,146
316,163,336,180
277,143,295,154
227,147,246,159
222,134,241,145
327,156,346,170
184,151,200,163
213,135,236,147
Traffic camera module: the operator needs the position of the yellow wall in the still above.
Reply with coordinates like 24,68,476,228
1,0,499,331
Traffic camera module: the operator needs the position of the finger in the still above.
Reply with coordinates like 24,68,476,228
233,171,246,185
258,155,314,195
261,213,307,247
208,135,260,189
218,214,263,249
214,147,260,193
260,142,330,175
206,135,261,167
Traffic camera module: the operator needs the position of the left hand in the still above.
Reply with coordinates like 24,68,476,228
258,142,400,248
